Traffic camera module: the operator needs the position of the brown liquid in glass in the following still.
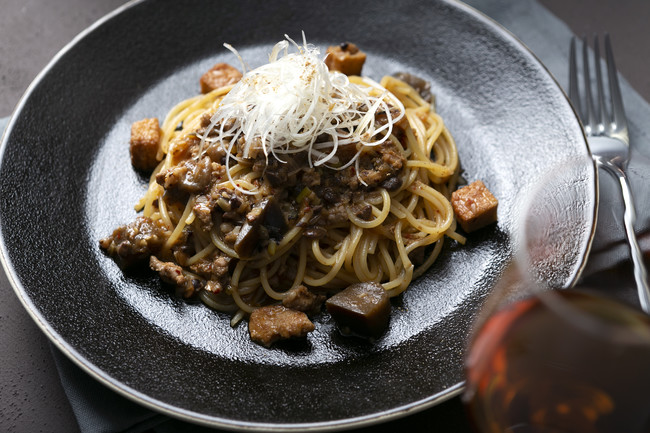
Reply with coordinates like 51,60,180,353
464,290,650,433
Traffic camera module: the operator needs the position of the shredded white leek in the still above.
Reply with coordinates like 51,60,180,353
201,34,405,194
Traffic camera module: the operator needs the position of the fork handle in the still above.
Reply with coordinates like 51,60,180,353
596,157,650,313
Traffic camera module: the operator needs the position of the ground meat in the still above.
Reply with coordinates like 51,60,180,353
223,226,240,244
156,163,184,192
168,133,201,163
156,156,213,195
189,253,231,281
334,142,360,163
186,253,231,294
149,256,186,286
99,217,169,267
301,168,320,187
262,153,305,187
325,43,366,76
323,201,351,225
374,107,404,128
211,186,252,218
129,118,161,172
351,203,370,220
335,167,360,191
199,63,242,94
212,255,230,277
235,136,265,161
248,305,315,347
282,285,325,315
193,194,215,230
357,141,405,188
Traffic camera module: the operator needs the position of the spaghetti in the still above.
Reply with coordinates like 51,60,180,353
102,37,465,330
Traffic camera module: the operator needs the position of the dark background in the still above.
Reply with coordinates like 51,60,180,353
1,1,648,432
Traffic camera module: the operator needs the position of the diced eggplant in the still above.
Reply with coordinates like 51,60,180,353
263,198,288,241
234,220,259,258
325,282,391,338
380,176,403,192
392,72,433,103
303,226,327,239
234,197,288,258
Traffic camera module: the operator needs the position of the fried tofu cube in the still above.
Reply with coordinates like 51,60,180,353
249,305,315,347
325,42,366,76
129,118,161,172
199,63,242,94
451,180,498,233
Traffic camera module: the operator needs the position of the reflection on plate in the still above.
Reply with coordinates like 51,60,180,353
0,0,595,430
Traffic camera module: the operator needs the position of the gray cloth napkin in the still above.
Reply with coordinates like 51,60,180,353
3,0,650,432
465,0,650,275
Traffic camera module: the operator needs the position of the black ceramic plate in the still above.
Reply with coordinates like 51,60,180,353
0,0,596,430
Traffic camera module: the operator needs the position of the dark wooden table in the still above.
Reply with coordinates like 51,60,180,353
1,1,649,432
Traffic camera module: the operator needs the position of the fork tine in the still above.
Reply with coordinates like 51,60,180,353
581,36,597,132
605,34,628,131
593,35,608,133
568,37,582,119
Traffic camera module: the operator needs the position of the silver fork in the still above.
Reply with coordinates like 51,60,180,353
569,34,650,313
